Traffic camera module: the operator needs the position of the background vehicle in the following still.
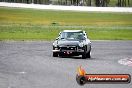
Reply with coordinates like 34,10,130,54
52,30,91,59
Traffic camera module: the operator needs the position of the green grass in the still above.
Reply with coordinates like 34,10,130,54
0,7,132,40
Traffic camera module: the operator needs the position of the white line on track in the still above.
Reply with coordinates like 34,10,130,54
17,71,26,74
118,57,132,66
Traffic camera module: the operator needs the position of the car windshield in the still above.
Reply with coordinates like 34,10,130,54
60,32,85,40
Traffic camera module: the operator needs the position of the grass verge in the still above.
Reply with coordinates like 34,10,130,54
0,7,132,40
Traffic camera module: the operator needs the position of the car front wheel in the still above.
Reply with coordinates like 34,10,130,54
53,52,58,57
82,46,87,59
86,51,91,58
82,52,87,59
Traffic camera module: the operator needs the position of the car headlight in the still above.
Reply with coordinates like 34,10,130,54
53,42,57,47
79,42,84,47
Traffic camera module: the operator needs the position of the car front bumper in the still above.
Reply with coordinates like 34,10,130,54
52,49,85,56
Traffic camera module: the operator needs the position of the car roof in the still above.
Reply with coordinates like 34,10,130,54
63,30,83,32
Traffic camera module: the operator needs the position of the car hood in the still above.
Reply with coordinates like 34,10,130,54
57,40,81,46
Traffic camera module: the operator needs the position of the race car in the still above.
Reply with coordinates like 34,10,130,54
52,30,91,59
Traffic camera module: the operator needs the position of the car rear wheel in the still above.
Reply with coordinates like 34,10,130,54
53,52,58,57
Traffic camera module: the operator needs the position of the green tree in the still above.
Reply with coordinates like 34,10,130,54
95,0,110,7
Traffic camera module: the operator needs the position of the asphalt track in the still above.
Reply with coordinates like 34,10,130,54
0,41,132,88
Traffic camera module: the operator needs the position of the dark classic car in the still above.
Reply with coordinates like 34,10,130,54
52,30,91,59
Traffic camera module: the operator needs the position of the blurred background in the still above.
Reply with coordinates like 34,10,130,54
0,0,132,7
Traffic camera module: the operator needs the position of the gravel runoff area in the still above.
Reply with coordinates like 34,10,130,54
0,2,132,12
0,41,132,88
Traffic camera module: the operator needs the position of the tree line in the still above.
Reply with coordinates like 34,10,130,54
0,0,131,7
